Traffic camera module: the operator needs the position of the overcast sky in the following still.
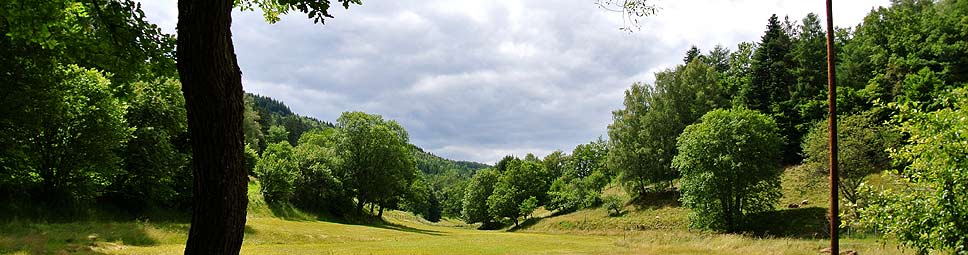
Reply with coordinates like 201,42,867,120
140,0,888,164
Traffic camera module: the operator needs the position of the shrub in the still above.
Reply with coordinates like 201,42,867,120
519,196,538,219
546,169,609,213
603,195,624,216
860,89,968,254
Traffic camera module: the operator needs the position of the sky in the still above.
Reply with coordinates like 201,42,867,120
140,0,889,164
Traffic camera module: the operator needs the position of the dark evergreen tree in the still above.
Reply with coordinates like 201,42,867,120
744,14,794,112
684,45,701,64
705,45,731,73
791,13,827,102
789,13,830,153
743,14,799,164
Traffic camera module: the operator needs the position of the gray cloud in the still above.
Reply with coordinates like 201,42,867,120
140,0,887,164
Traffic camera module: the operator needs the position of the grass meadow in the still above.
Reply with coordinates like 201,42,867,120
0,168,915,255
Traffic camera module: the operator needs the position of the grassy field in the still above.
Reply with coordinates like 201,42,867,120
0,210,910,255
0,168,916,255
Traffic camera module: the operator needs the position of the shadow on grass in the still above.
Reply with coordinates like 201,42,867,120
630,190,681,210
0,201,195,254
507,217,543,232
266,202,318,221
476,221,507,230
289,209,448,236
742,206,829,239
369,221,446,236
0,220,164,254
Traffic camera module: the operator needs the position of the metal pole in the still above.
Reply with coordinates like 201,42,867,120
824,0,840,253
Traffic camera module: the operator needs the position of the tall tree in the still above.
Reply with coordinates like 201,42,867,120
110,78,192,211
704,45,731,73
743,14,794,112
723,42,756,103
487,158,545,227
176,1,249,252
609,83,673,197
462,168,499,227
743,14,798,164
789,13,829,135
32,66,129,205
609,60,724,198
569,138,608,179
334,111,416,215
684,45,701,64
291,129,347,214
255,142,298,203
791,13,827,102
243,97,265,150
175,0,361,253
673,108,783,232
0,0,174,206
542,151,569,180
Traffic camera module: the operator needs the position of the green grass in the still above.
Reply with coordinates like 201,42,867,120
0,211,912,255
0,172,917,255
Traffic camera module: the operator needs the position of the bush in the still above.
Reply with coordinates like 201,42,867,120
603,195,624,216
111,78,192,210
546,169,609,213
673,108,784,232
243,143,259,175
860,89,968,254
519,196,538,219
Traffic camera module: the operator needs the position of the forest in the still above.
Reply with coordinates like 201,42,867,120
1,0,966,254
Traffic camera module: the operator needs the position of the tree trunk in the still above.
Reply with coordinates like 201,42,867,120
176,0,248,254
638,179,648,198
378,205,384,218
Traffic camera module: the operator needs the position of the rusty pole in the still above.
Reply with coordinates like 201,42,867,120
825,0,840,253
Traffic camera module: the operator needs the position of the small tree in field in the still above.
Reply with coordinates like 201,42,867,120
603,195,624,216
519,196,538,220
673,108,783,232
802,112,897,208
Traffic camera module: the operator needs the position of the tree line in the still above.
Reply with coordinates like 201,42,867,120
606,1,966,253
455,1,966,253
0,0,478,220
461,138,611,228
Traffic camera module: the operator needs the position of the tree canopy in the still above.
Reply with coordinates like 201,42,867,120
673,108,784,232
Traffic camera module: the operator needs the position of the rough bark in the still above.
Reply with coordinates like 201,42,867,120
176,0,248,254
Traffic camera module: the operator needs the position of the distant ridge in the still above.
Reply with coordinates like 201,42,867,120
246,92,490,175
